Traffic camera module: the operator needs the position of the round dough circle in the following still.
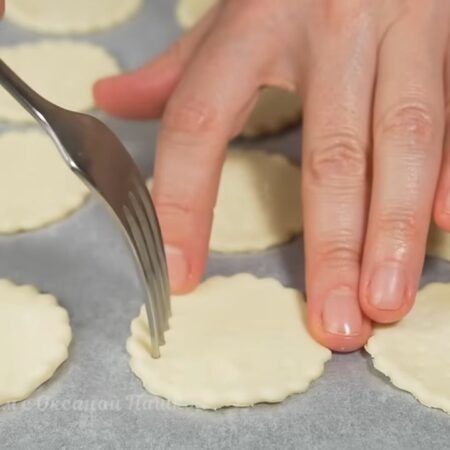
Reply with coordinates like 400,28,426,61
6,0,142,35
0,130,89,233
211,149,302,252
0,40,119,123
0,279,71,405
426,223,450,261
147,149,302,252
366,282,450,414
127,274,331,409
241,87,301,138
175,0,215,29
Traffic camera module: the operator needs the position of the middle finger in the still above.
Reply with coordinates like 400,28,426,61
303,5,375,352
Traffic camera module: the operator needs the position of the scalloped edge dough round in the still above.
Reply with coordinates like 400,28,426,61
210,149,302,252
0,40,120,123
127,274,331,409
0,279,72,405
6,0,142,35
0,130,89,234
366,282,450,414
147,148,302,252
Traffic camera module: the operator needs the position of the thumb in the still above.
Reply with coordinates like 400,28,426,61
93,8,219,119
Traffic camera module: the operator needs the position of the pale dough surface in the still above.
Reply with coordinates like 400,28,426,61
0,40,119,123
210,149,302,252
0,130,89,233
175,0,301,137
6,0,142,34
146,149,302,252
0,279,71,405
127,274,331,409
242,87,301,137
366,282,450,414
175,0,215,28
426,223,450,261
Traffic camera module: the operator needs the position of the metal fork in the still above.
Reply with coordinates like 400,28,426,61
0,59,170,358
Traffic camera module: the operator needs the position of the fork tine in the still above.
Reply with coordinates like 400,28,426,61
130,183,170,333
128,189,167,339
0,60,170,357
123,204,162,358
132,178,171,320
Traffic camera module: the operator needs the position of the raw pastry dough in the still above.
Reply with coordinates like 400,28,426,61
0,130,89,233
366,282,450,414
0,279,71,405
127,274,331,409
6,0,142,35
242,87,301,138
175,0,301,137
0,40,119,123
426,223,450,261
175,0,215,28
147,149,302,252
211,149,302,252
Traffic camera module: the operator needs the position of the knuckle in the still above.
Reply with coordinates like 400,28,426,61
153,196,198,242
323,0,370,29
153,195,206,243
163,98,219,136
307,132,367,186
315,234,361,269
154,197,195,221
153,186,205,221
225,0,280,43
377,102,436,146
377,206,420,242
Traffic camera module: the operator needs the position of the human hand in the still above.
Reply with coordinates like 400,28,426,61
94,0,450,352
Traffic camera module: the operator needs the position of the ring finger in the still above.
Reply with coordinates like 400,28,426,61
432,48,450,230
360,7,447,323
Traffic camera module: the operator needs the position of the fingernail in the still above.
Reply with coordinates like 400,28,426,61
164,245,189,291
322,287,362,336
368,265,405,310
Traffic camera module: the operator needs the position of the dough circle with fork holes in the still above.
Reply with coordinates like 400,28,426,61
0,40,119,123
6,0,142,35
0,130,89,233
127,274,331,409
366,282,450,414
0,279,71,405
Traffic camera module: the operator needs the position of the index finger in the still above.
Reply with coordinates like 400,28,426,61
153,18,275,293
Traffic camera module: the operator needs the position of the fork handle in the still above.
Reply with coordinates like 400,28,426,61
0,59,56,126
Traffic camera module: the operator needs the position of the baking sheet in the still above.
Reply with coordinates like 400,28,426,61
0,1,449,448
